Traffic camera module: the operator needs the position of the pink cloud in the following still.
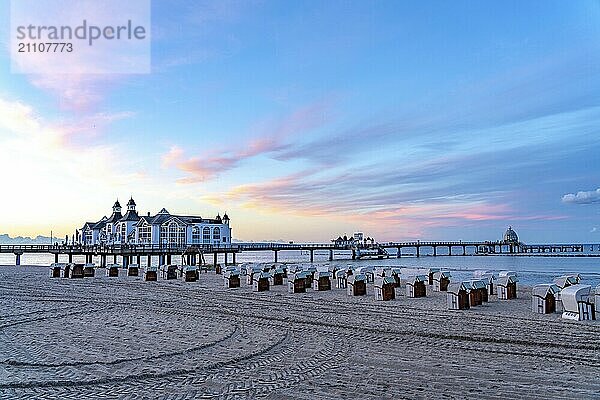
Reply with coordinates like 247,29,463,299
162,145,185,167
164,101,331,183
203,170,569,240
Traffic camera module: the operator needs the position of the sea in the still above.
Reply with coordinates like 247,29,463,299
2,247,600,288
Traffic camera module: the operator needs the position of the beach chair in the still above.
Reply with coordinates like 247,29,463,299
83,263,95,277
106,264,120,277
144,265,158,281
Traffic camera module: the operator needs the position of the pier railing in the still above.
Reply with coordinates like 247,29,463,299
0,240,592,255
0,242,342,254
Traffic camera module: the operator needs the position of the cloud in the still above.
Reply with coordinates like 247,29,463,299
258,47,600,169
193,102,594,235
562,188,600,204
274,122,401,164
273,102,600,170
164,101,331,182
591,227,598,233
206,171,561,239
0,99,42,136
210,167,565,222
200,137,569,239
0,96,138,184
163,137,291,183
0,96,152,235
162,145,185,167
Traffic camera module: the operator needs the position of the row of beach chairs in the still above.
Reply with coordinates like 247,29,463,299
224,264,519,304
50,260,598,322
447,270,519,310
532,274,597,321
49,263,201,282
226,263,598,322
49,263,96,279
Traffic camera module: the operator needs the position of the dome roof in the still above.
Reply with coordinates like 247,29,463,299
223,212,230,220
503,226,519,243
114,200,121,208
127,197,136,206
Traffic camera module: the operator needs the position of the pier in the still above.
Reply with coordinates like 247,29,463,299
0,240,596,266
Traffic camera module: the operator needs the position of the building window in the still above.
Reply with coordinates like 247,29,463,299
138,223,151,244
162,221,186,245
168,224,177,243
168,222,186,245
213,227,220,241
192,226,200,244
203,227,211,243
106,225,113,242
84,230,92,244
180,227,186,244
160,225,168,244
121,223,127,243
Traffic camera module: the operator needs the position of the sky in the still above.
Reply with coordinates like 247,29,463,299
0,0,600,243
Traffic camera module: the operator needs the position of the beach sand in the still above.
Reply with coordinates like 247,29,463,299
1,265,599,399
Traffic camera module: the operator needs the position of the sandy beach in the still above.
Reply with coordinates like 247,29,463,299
1,265,599,399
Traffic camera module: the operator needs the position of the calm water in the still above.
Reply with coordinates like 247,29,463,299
1,249,599,287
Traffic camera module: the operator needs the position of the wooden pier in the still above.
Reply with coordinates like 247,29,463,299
0,240,596,266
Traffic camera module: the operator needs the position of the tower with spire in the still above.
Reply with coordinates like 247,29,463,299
127,197,136,211
112,199,122,215
103,200,124,242
118,197,141,243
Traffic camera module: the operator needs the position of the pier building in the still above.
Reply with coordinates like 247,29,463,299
77,199,231,246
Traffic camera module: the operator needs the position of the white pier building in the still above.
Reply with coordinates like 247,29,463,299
77,198,231,246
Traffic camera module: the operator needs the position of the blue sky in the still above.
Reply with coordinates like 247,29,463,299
0,0,599,243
